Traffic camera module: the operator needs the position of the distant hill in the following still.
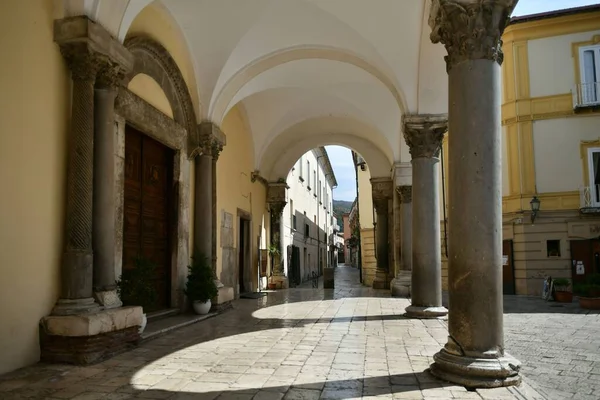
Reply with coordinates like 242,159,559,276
333,200,354,230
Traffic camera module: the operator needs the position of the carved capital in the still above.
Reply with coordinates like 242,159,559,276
371,178,392,213
192,121,227,159
429,0,517,71
397,185,412,204
267,182,288,216
251,171,269,188
54,16,134,82
403,114,448,159
96,61,128,89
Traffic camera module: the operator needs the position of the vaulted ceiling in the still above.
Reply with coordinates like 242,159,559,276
62,0,449,179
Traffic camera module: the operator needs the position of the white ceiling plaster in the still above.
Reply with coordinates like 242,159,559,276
82,0,448,170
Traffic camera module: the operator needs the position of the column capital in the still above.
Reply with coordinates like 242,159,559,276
371,177,392,212
192,121,227,159
54,16,134,82
429,0,518,71
267,182,288,214
403,114,448,159
397,185,412,204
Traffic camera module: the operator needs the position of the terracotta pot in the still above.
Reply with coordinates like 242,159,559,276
554,291,573,303
267,283,277,290
578,297,600,310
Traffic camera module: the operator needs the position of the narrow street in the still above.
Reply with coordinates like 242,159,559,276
0,265,567,399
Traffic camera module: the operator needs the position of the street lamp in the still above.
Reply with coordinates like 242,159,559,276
530,196,540,223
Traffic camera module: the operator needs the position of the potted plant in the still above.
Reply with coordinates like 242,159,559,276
185,255,218,315
574,273,600,310
116,256,158,333
552,278,572,303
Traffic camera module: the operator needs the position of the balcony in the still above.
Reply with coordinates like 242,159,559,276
573,82,600,109
580,186,600,213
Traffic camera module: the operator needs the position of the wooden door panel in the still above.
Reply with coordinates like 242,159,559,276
123,126,172,311
571,239,593,285
502,240,516,295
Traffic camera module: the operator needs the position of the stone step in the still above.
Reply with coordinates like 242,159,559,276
145,308,179,323
140,313,217,342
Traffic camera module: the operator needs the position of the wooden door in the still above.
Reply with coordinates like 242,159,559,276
123,126,173,311
502,240,516,295
571,239,593,285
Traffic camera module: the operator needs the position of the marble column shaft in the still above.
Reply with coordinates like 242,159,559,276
391,186,412,297
403,115,448,318
428,0,521,388
371,178,392,290
92,67,123,308
194,153,213,260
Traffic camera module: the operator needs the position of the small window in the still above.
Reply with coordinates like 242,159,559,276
547,240,561,257
293,215,297,230
304,223,310,237
298,157,304,181
587,147,600,207
307,160,311,188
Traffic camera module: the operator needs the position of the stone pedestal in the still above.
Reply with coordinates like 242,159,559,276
40,306,142,364
391,185,412,297
267,183,289,288
403,115,448,319
371,178,393,290
428,0,521,388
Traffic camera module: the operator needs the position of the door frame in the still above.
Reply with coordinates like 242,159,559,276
115,93,190,310
237,208,253,295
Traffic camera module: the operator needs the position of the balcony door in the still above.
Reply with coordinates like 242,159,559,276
580,45,600,105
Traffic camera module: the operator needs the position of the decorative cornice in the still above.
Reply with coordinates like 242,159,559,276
429,0,518,71
397,185,412,204
54,16,133,82
403,114,448,159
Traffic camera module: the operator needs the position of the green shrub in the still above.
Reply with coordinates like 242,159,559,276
116,256,158,309
184,255,218,303
553,278,570,291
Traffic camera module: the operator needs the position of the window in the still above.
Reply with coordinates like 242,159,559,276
307,161,311,188
579,45,600,105
299,157,304,181
313,171,316,191
293,215,297,230
304,223,310,237
587,147,600,207
290,200,295,230
318,183,321,202
547,240,561,257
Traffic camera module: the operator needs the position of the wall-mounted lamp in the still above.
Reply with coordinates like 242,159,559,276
356,156,366,171
530,196,541,223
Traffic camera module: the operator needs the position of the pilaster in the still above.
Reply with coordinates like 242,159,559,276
267,183,289,289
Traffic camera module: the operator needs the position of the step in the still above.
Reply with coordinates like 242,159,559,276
140,312,218,341
145,308,179,323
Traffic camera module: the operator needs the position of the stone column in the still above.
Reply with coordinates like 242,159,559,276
371,178,392,289
267,183,289,289
391,185,412,297
403,115,448,318
428,0,521,388
92,62,132,309
193,122,225,265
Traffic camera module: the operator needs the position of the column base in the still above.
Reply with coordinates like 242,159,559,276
430,348,521,389
40,306,143,365
94,290,123,309
51,298,101,316
390,271,411,297
323,267,334,289
405,305,448,319
269,275,289,289
372,268,390,289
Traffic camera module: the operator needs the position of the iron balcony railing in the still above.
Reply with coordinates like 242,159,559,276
580,185,600,209
573,82,600,108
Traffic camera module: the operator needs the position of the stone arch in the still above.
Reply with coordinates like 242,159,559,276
124,36,198,153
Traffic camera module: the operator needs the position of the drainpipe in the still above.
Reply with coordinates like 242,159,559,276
441,143,448,258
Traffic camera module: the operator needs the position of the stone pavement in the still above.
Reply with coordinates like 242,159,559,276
0,265,558,400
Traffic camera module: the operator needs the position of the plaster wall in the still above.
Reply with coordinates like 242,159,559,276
282,151,335,281
528,29,600,98
128,74,174,118
357,167,374,229
0,0,69,374
533,116,600,193
217,105,268,293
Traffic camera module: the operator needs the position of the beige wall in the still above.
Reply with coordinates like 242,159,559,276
533,115,600,193
357,167,374,229
0,0,69,374
128,74,174,118
360,229,376,286
528,30,600,98
217,105,268,291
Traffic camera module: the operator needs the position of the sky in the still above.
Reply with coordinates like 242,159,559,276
326,0,599,202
